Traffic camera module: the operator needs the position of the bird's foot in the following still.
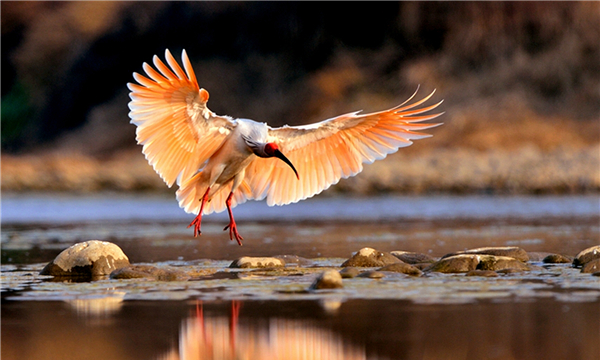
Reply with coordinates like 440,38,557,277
224,222,244,246
187,214,203,237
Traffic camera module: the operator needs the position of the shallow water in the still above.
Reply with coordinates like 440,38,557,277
2,194,599,360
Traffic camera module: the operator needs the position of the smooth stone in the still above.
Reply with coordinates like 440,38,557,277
309,269,343,289
229,257,285,269
357,270,385,279
581,258,600,274
40,240,129,278
390,251,435,264
426,254,480,273
110,265,188,281
542,254,572,264
339,267,360,278
341,247,400,267
465,270,498,277
477,255,530,271
573,245,600,267
442,246,529,262
378,262,422,276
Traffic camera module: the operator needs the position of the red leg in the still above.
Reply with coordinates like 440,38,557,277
187,187,210,237
223,192,244,245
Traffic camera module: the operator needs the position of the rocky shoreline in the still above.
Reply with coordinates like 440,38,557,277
4,240,592,304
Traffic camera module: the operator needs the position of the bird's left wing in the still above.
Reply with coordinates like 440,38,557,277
128,49,234,187
244,89,443,206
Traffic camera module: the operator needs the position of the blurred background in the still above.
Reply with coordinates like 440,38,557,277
2,1,599,195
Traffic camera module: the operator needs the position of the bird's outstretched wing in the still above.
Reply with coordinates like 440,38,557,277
244,89,443,206
128,49,234,187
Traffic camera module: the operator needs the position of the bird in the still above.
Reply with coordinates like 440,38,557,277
128,49,443,245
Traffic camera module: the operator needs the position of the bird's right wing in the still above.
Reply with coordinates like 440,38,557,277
128,49,234,187
244,89,443,206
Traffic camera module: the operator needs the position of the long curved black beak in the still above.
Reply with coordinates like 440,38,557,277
274,149,299,180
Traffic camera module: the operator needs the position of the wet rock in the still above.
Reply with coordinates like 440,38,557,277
273,255,312,266
390,251,435,264
581,258,600,274
110,265,188,281
477,255,530,272
378,262,422,276
341,247,400,267
428,254,529,273
466,270,498,277
543,254,572,264
527,252,554,262
339,267,360,279
40,240,129,278
309,270,343,290
442,246,529,262
229,257,285,269
573,245,600,267
357,270,385,279
426,254,480,273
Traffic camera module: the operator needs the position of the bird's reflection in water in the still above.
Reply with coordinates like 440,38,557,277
161,300,366,360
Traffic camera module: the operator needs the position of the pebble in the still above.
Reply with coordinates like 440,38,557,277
339,267,360,278
229,257,285,269
542,254,572,264
309,269,343,289
110,265,188,281
378,262,422,276
573,245,600,267
39,240,129,278
442,246,529,262
390,251,435,264
341,247,400,267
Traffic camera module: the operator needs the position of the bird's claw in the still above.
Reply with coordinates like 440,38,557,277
188,215,203,237
224,223,244,246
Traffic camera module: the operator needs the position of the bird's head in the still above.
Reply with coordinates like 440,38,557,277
244,136,299,180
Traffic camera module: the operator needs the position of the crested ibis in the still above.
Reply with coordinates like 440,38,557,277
128,49,443,245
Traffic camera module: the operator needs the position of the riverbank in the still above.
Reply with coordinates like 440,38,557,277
2,144,598,195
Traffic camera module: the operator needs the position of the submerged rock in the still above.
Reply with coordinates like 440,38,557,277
442,246,529,262
310,270,343,289
378,262,422,276
229,257,285,269
341,247,400,267
390,251,435,264
110,265,188,281
542,254,572,264
40,240,129,278
573,245,600,267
